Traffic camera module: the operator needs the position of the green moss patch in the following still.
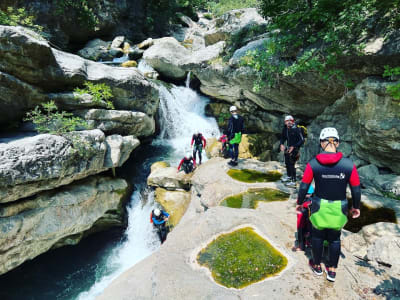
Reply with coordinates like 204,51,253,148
197,227,288,289
227,169,282,183
344,200,397,233
220,188,289,209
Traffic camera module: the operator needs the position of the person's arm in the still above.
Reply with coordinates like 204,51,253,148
152,217,164,225
227,117,233,139
280,127,287,151
239,116,244,133
202,136,206,148
177,159,184,171
297,163,314,205
191,135,194,146
349,164,361,211
162,211,170,218
192,157,196,167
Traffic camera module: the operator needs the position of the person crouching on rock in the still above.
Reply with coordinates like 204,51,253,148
296,127,361,282
177,152,196,174
191,130,206,165
227,105,244,166
151,208,170,244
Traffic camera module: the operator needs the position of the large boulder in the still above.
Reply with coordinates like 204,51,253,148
77,39,112,61
155,188,191,227
75,109,155,137
204,8,268,46
49,92,109,110
147,167,192,190
0,129,137,203
0,175,129,275
0,26,159,125
104,135,140,168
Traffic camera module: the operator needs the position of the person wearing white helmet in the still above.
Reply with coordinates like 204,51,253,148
227,105,244,166
296,127,361,282
191,130,206,164
177,152,196,173
151,208,170,243
279,115,305,187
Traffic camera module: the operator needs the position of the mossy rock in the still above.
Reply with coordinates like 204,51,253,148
205,137,221,158
344,200,397,233
197,227,288,289
220,188,289,209
227,169,282,183
121,60,137,68
155,188,190,227
150,161,170,173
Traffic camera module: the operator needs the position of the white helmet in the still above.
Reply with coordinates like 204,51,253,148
185,152,192,158
154,208,161,216
284,115,294,121
319,127,339,141
229,105,237,112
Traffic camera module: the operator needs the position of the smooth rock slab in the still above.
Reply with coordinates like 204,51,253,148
0,175,128,275
147,167,192,190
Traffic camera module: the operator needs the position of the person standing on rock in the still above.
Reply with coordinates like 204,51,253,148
151,208,170,244
227,106,244,166
191,131,206,165
296,127,361,282
279,115,305,187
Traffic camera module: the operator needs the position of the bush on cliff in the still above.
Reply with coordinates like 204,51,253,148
0,7,43,32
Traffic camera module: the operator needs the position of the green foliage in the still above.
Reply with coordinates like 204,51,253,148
54,0,99,29
0,7,43,32
243,0,400,90
383,65,400,102
218,112,231,124
74,82,114,109
203,13,213,20
382,191,400,201
24,101,87,135
197,227,288,288
227,169,282,183
220,188,289,209
206,0,260,17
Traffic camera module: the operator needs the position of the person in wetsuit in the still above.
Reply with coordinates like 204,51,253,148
297,127,361,282
227,106,244,166
151,208,170,243
279,115,305,187
191,131,206,165
177,152,196,174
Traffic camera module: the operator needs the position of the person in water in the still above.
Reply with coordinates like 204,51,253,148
177,152,196,174
151,208,170,243
191,131,206,165
297,127,361,282
227,105,244,166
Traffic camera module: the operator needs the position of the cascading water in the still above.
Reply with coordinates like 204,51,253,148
0,62,220,300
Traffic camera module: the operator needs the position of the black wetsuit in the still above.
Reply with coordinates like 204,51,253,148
280,125,304,181
227,114,244,162
297,152,361,268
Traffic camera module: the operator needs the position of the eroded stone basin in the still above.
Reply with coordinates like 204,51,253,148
227,169,282,183
220,188,289,209
197,227,288,289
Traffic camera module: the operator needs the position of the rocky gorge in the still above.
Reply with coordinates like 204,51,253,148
0,2,399,299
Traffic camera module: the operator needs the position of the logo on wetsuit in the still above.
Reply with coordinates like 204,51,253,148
321,173,346,179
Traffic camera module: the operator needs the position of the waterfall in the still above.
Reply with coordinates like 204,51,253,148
75,66,220,300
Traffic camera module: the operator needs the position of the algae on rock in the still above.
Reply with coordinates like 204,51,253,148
220,188,289,209
227,169,282,183
197,227,288,289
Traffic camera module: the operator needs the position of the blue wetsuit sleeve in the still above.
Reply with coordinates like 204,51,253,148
153,217,164,225
162,211,170,218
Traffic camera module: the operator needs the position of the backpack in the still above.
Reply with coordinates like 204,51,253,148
297,125,308,144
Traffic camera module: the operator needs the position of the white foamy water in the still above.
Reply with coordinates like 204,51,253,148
77,67,220,300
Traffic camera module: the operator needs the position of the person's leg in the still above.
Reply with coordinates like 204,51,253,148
193,147,197,162
326,229,341,269
198,145,202,164
284,152,291,177
311,227,326,271
233,143,239,162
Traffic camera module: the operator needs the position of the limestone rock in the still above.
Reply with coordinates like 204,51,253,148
49,92,108,110
150,161,171,173
204,8,268,46
147,167,192,190
0,175,128,275
229,38,269,66
77,38,111,61
104,135,140,168
143,37,190,80
111,36,125,49
205,137,222,158
137,38,154,49
76,109,155,137
121,60,137,68
0,129,136,203
155,188,191,227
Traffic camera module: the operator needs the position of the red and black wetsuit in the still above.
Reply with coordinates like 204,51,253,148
191,134,206,164
297,151,361,268
177,156,196,174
